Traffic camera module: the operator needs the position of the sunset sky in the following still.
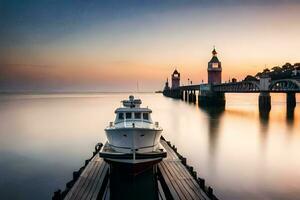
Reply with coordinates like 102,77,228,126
1,0,300,92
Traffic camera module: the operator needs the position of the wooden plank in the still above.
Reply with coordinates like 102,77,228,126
161,142,179,161
76,159,106,200
164,160,197,199
172,162,203,197
167,162,198,199
175,162,209,200
64,154,109,200
80,158,105,199
90,164,109,200
158,139,211,200
73,159,102,200
65,160,99,199
65,158,98,200
159,141,187,199
174,162,210,200
160,161,192,199
164,161,199,199
158,162,181,200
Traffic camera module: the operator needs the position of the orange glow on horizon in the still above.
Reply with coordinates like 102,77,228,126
1,4,300,91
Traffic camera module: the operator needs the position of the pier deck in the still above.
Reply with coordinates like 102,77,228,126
56,139,216,200
158,140,211,200
64,154,109,200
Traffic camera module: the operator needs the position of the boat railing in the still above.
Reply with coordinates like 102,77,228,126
114,119,153,124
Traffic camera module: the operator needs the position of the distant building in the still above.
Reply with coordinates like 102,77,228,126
292,67,300,76
208,47,222,84
171,69,180,89
164,78,170,90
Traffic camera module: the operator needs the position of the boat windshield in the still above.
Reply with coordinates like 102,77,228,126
143,113,149,120
134,112,141,119
126,112,132,119
118,113,124,120
116,112,151,122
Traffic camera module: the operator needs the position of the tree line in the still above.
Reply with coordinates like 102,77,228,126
244,63,300,81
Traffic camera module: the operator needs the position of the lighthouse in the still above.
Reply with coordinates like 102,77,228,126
207,47,222,84
171,69,180,89
198,47,225,107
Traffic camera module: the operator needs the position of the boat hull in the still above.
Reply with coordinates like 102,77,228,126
105,127,162,154
106,158,162,175
99,141,167,174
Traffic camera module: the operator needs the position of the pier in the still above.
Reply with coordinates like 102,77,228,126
163,48,300,112
53,138,217,200
158,139,215,200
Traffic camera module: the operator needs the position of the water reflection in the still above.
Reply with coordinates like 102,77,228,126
259,110,270,152
286,106,295,128
0,93,299,200
259,110,270,131
201,107,224,158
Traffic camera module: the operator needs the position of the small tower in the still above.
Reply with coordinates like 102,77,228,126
171,69,180,89
164,78,170,90
208,47,222,84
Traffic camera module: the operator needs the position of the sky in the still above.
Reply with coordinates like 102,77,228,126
0,0,300,92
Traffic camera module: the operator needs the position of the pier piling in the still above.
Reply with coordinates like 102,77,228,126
259,92,271,112
287,92,296,110
198,92,225,107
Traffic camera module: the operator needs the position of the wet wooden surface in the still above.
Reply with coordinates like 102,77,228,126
63,139,212,200
64,154,109,200
158,140,210,200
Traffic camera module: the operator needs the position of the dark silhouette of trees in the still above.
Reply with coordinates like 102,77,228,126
255,72,262,78
263,68,270,73
271,66,281,72
244,75,258,81
246,63,300,80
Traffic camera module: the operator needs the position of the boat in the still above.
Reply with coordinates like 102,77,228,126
99,95,166,171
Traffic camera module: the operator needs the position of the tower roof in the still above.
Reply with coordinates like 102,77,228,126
209,56,220,63
209,47,220,63
212,47,217,56
173,69,179,74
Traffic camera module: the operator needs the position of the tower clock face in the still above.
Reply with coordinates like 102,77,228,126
212,63,219,68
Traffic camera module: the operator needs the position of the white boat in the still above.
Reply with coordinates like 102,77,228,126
99,95,166,168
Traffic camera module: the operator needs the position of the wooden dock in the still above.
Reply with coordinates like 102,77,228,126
53,139,218,200
158,140,211,200
64,154,109,200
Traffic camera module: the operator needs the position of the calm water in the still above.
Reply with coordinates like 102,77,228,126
0,93,299,200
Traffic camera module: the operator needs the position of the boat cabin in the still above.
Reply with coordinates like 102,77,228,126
114,96,153,124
